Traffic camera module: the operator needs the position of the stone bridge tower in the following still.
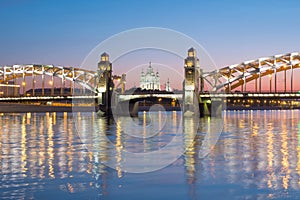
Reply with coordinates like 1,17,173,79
97,52,114,115
183,48,201,116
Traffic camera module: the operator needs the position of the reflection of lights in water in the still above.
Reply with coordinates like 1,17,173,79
39,114,46,179
21,115,27,176
184,118,196,182
26,112,31,125
86,152,93,174
63,112,67,132
143,111,147,136
223,110,227,129
298,121,300,148
29,114,38,178
251,121,259,137
67,183,74,193
77,112,81,125
57,113,68,178
67,113,73,173
2,117,9,175
3,110,300,198
47,113,55,178
116,119,122,178
89,114,109,195
97,117,109,165
238,115,245,129
158,111,162,131
198,116,223,159
53,112,56,125
266,125,274,189
0,113,99,197
297,121,300,184
85,114,95,174
172,111,177,127
0,117,2,168
281,122,290,190
142,112,149,153
91,116,109,195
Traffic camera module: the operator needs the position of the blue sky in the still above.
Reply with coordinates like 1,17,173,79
1,0,300,88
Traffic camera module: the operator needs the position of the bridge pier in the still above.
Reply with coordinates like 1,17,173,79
182,48,225,118
183,48,201,117
199,98,223,117
114,101,139,117
96,53,114,116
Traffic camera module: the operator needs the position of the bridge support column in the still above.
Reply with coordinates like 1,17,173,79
69,79,73,96
183,48,200,117
274,69,277,93
82,72,86,95
259,71,262,93
13,75,17,96
291,65,293,92
42,65,45,96
61,69,65,96
71,68,75,96
269,74,272,92
255,78,258,93
32,72,35,96
243,72,246,92
42,73,45,96
284,69,287,93
258,61,262,93
121,74,126,94
22,71,26,96
51,76,54,96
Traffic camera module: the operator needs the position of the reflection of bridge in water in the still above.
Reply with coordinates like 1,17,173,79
1,49,300,115
0,111,299,198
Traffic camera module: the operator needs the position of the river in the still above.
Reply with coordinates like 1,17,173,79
0,110,300,199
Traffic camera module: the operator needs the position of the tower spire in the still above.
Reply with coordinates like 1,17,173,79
166,78,172,92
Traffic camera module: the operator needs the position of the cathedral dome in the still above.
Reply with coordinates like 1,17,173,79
139,62,161,90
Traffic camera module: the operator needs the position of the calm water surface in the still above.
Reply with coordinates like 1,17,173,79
1,110,300,199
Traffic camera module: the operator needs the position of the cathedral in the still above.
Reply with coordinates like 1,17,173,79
140,62,161,90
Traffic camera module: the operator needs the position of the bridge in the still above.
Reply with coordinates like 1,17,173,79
203,52,300,93
1,49,300,116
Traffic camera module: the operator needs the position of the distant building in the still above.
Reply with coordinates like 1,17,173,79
140,62,161,90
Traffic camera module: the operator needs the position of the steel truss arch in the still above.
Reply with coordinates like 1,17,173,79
202,52,300,92
0,64,98,93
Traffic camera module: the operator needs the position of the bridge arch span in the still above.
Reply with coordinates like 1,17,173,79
0,64,98,95
203,52,300,92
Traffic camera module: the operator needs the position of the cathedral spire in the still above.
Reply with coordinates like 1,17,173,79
165,78,172,92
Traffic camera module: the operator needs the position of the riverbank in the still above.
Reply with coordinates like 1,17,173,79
1,102,299,113
226,105,300,110
0,102,96,113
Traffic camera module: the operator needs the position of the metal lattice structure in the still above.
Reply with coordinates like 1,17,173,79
1,52,300,98
0,64,98,95
202,52,300,92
